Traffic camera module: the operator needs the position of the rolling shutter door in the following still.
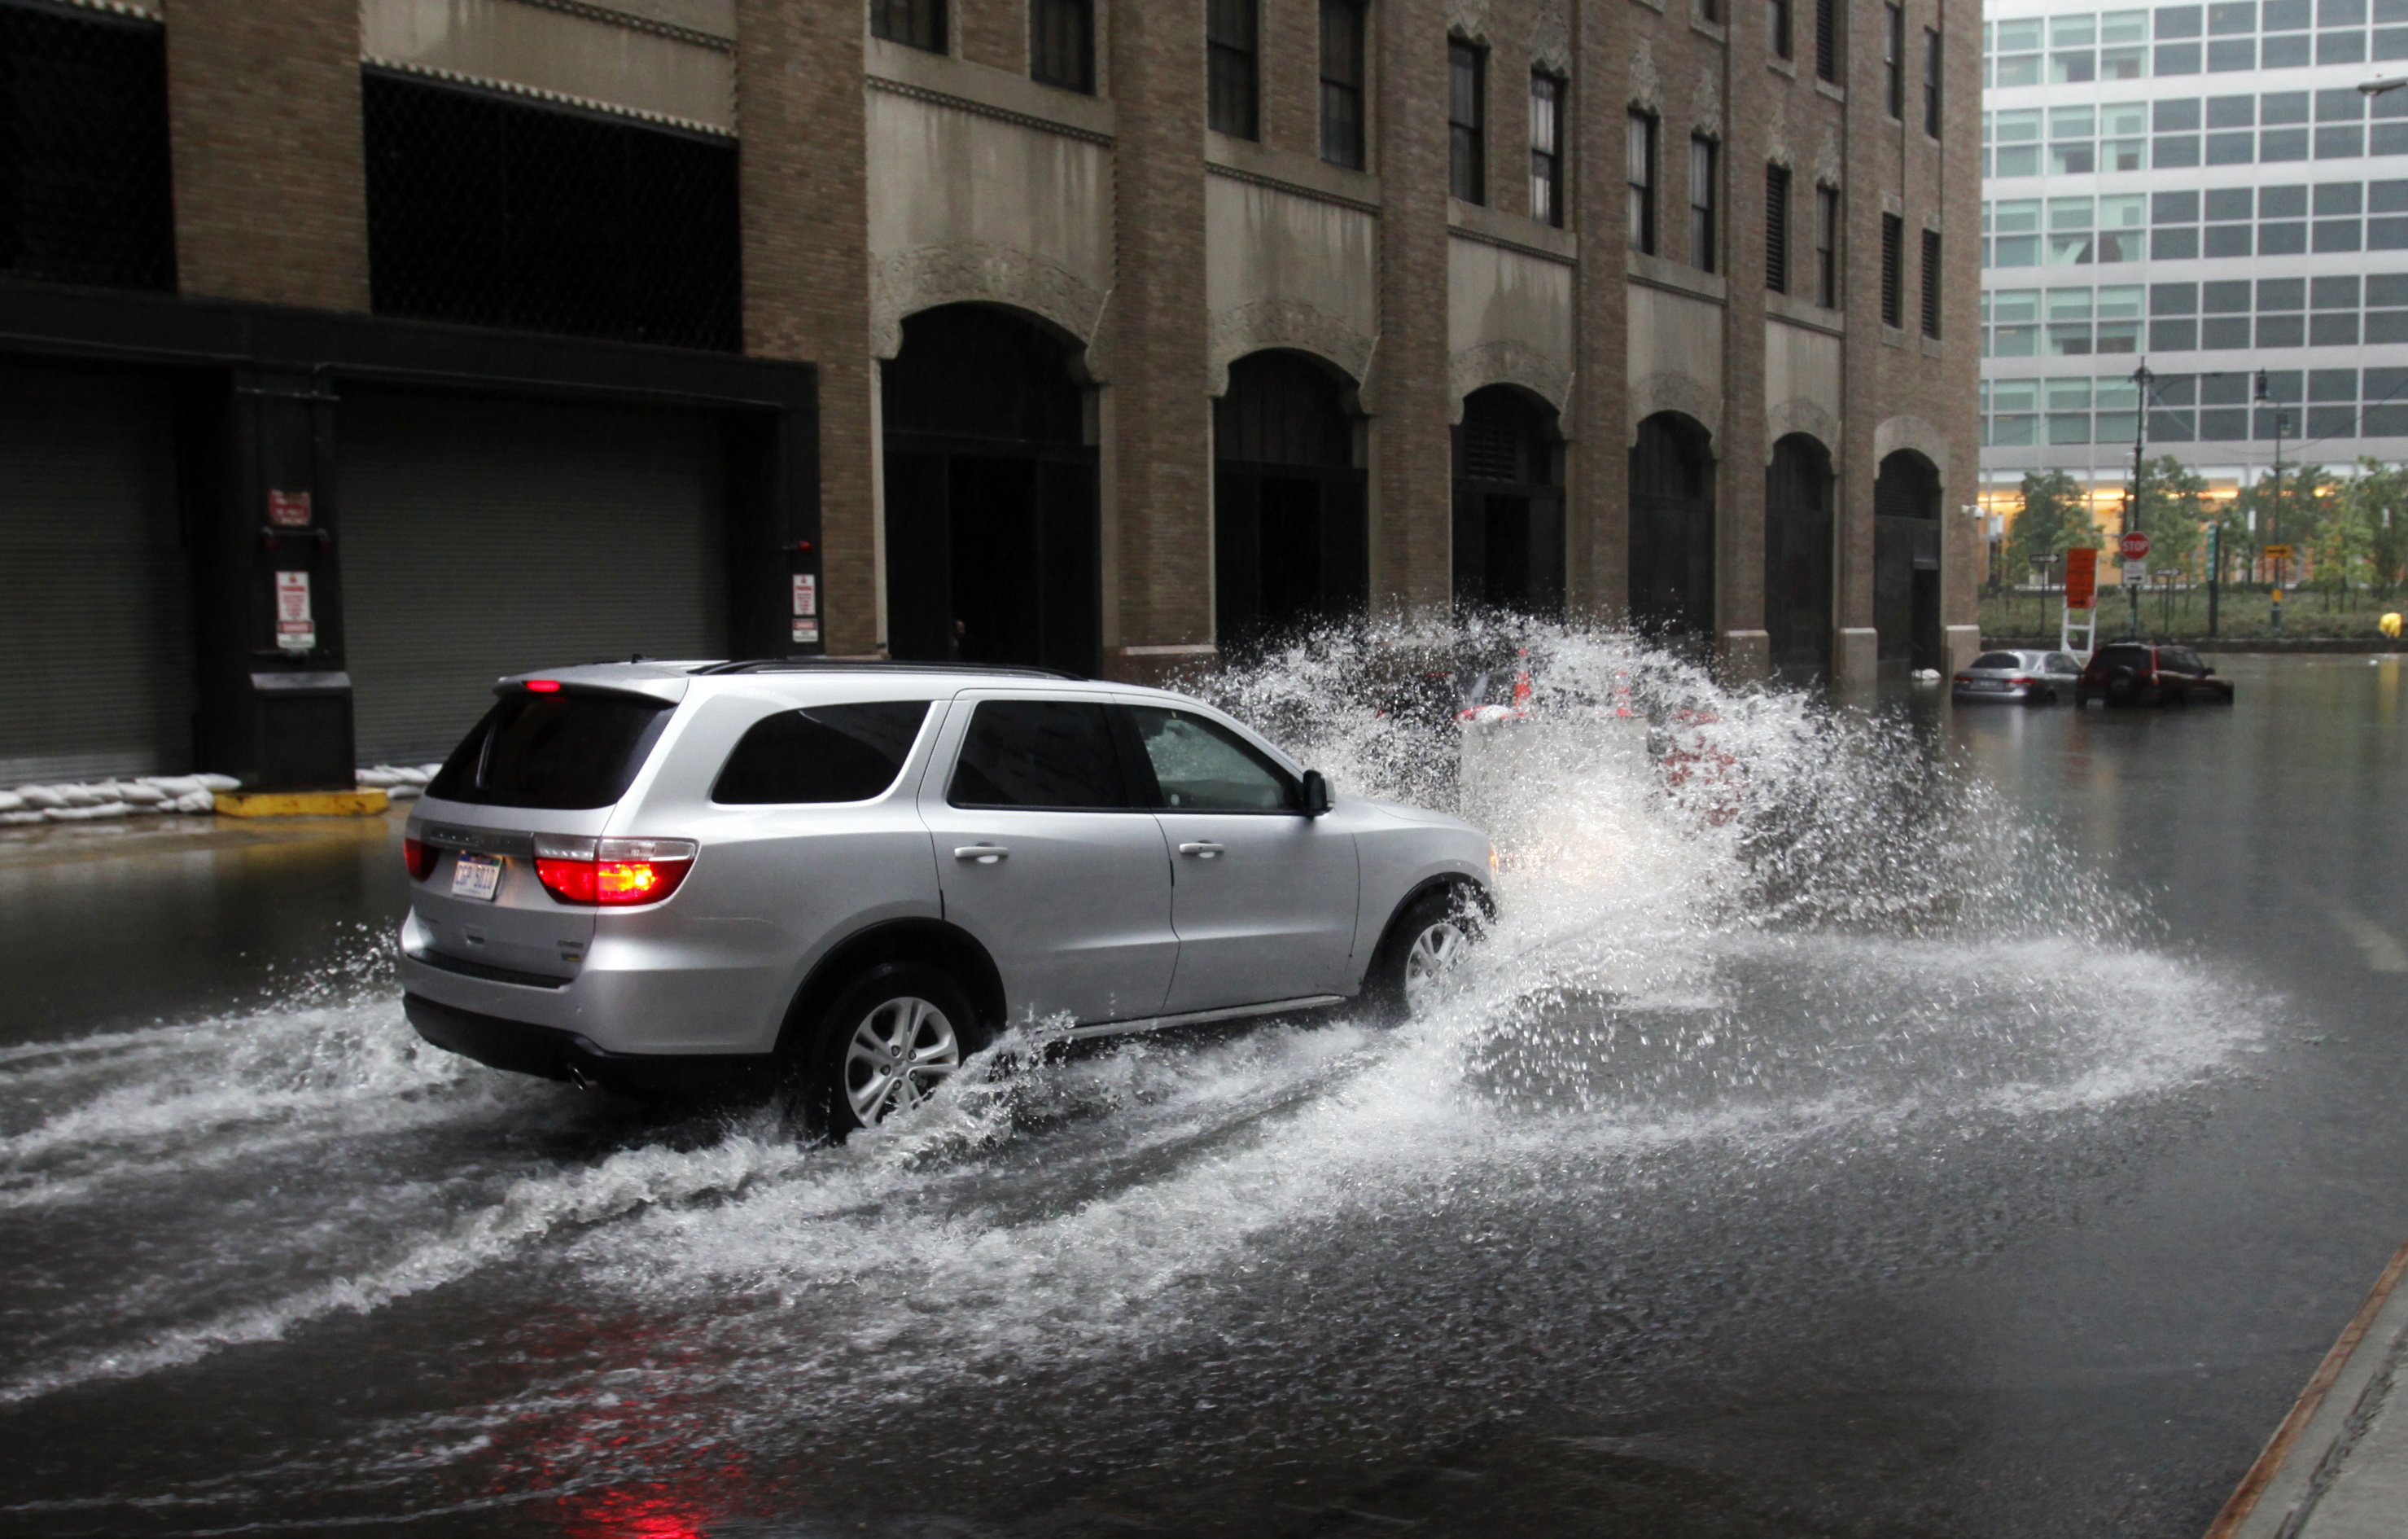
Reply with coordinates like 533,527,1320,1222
0,364,186,783
340,390,725,765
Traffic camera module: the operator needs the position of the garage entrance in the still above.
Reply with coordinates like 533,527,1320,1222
0,362,186,783
339,389,727,765
1451,386,1565,616
1214,350,1368,648
1765,433,1835,685
882,305,1099,675
1629,411,1717,647
1874,449,1944,673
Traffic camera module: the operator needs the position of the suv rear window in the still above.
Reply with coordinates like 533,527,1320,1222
2096,645,2152,670
428,691,673,810
712,701,930,805
948,700,1132,810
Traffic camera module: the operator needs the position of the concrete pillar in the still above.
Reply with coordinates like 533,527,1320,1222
1370,0,1452,619
164,0,368,312
1105,0,1215,677
1570,0,1633,621
1717,0,1773,683
737,0,873,656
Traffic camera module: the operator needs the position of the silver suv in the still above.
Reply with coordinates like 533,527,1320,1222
398,661,1495,1133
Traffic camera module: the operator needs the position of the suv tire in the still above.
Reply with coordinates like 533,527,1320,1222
1364,884,1480,1025
804,962,986,1138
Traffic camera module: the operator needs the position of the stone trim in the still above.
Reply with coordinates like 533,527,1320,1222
1764,400,1841,458
1532,2,1572,75
1765,292,1843,332
361,56,735,138
1630,370,1723,447
1446,0,1493,45
59,0,159,17
865,74,1115,148
1874,414,1950,481
1628,249,1727,303
1629,38,1662,113
870,243,1113,375
505,0,735,51
1450,340,1574,420
1206,299,1378,397
1204,158,1383,217
1447,203,1578,265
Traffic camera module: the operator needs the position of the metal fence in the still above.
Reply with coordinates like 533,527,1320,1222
362,70,742,352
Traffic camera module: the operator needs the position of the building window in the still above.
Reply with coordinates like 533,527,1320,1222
1689,135,1718,273
1629,112,1658,254
1766,164,1792,292
1320,0,1366,169
1208,0,1259,138
1815,0,1841,83
871,0,945,53
1923,27,1942,137
1880,212,1904,327
1530,72,1565,228
1883,4,1903,117
362,71,741,350
1769,0,1793,59
1449,38,1486,204
1815,185,1841,307
1031,0,1093,93
1920,228,1942,337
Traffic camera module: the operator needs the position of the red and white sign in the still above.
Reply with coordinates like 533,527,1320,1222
268,490,313,528
2120,531,2152,562
274,570,315,652
2064,547,2099,611
792,573,817,618
790,618,821,645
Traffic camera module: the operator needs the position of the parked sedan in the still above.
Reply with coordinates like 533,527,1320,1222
1951,649,2086,704
2073,642,2236,706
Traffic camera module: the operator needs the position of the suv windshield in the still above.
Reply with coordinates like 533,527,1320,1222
427,691,675,809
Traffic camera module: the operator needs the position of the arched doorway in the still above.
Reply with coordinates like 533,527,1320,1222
882,305,1099,674
1874,449,1944,673
1765,433,1835,684
1629,411,1717,645
1214,350,1368,647
1452,386,1565,616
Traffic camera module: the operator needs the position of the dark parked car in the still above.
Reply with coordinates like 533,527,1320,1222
2073,642,2235,707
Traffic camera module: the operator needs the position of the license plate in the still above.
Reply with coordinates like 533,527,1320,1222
1972,680,2004,690
451,852,502,901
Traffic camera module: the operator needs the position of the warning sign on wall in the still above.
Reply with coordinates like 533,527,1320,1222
268,490,313,528
274,569,315,652
792,574,817,618
790,618,821,645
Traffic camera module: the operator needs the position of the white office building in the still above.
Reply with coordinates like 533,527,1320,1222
1980,0,2408,538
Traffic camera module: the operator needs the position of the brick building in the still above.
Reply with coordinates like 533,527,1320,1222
0,0,1980,791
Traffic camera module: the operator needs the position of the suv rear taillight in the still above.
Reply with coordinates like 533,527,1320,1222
532,836,698,906
403,837,437,881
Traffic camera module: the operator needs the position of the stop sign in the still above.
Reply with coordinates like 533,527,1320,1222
2120,531,2152,562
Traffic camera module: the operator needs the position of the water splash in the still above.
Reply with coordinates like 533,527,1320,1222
0,620,2261,1517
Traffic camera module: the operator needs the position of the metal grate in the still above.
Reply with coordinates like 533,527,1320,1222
362,70,740,352
1765,164,1790,294
0,0,174,292
1920,227,1942,339
1880,213,1903,328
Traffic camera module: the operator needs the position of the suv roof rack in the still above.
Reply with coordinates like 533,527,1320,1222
691,659,1086,682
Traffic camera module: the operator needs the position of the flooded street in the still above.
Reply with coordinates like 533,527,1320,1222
4,647,2404,1537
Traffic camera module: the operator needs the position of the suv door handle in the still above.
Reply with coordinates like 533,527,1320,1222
1178,841,1226,858
953,844,1009,864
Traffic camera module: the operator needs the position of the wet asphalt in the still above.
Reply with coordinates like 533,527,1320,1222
2,653,2406,1539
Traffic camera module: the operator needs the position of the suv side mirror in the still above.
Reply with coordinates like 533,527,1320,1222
2201,664,2215,676
1299,770,1333,817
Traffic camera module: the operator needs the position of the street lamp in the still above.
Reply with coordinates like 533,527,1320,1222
2359,77,2408,97
2124,359,2156,638
2255,369,2290,635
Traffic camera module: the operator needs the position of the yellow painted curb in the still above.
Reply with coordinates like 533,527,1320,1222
212,789,392,818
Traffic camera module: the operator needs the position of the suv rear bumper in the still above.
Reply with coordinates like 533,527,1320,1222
404,993,777,1098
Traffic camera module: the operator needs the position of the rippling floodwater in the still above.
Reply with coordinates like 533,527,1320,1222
0,625,2292,1537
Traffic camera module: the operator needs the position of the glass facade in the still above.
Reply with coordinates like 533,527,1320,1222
1981,0,2408,499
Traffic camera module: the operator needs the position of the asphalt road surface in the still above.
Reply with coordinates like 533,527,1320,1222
2,652,2404,1538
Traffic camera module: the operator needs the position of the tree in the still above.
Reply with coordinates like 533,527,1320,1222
2128,454,2208,573
2005,469,2092,579
2358,460,2408,600
2228,463,2338,582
